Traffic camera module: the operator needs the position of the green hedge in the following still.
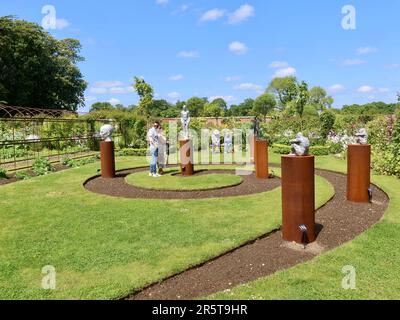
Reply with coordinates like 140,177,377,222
271,144,331,156
115,148,148,157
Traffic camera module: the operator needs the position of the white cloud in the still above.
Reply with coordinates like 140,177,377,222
342,59,366,66
210,95,237,103
225,76,241,82
109,87,134,94
94,81,124,88
90,87,108,94
234,83,262,92
378,88,389,93
328,84,345,93
167,92,181,100
358,85,374,93
269,61,289,69
169,74,184,81
229,41,248,55
55,18,70,30
357,47,378,55
84,96,97,103
273,67,296,78
156,0,169,5
229,4,255,24
199,9,225,22
108,98,121,105
177,50,200,58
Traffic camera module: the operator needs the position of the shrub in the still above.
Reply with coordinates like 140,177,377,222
15,170,31,180
0,167,7,179
32,157,54,176
116,148,148,157
320,110,336,139
271,144,331,156
61,155,99,168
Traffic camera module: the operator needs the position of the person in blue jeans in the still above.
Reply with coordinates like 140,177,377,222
147,121,161,177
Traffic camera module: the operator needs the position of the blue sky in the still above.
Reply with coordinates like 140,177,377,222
1,0,399,112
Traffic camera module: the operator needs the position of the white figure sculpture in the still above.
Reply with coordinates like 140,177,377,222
290,133,310,156
355,128,368,145
224,132,233,153
212,129,221,153
99,124,115,142
181,105,190,140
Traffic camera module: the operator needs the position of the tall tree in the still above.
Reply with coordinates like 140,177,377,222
295,81,309,118
133,77,154,116
90,102,114,112
253,93,276,117
227,98,255,116
186,97,208,117
308,86,334,111
267,76,298,109
0,16,87,111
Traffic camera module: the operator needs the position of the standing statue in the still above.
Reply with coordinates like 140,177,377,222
99,124,115,142
181,105,190,140
224,131,233,153
212,129,221,153
252,117,260,139
355,128,368,145
290,133,310,156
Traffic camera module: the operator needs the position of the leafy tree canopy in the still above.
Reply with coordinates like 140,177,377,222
0,16,87,111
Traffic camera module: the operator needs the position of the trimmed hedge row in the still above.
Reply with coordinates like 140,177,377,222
271,144,331,156
115,148,148,157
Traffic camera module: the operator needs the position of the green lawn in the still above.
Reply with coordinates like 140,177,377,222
0,156,333,300
208,155,400,300
125,168,243,191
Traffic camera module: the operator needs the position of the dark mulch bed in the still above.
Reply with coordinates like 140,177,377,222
127,169,389,300
84,167,281,199
0,164,70,186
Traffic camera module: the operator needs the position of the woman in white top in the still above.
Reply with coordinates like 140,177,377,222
157,126,168,174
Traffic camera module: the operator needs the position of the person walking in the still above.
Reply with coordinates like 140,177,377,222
147,121,161,177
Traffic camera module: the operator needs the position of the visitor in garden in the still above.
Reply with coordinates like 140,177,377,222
157,125,168,175
147,121,161,177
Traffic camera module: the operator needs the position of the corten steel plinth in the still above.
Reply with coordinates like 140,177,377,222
282,155,316,244
347,144,371,203
254,139,269,179
180,139,194,176
250,135,256,164
100,141,115,178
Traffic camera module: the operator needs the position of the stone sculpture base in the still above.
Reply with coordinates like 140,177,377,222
281,155,316,244
254,139,269,179
180,139,194,176
347,144,371,203
100,141,115,179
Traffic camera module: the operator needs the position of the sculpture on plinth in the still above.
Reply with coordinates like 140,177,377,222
355,128,368,145
290,133,310,156
99,124,115,142
252,117,261,139
181,105,190,140
99,122,115,178
224,131,233,153
212,129,221,153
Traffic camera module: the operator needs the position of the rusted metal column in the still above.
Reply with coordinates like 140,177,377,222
347,144,371,203
100,141,115,178
180,139,194,176
282,155,316,244
254,139,269,179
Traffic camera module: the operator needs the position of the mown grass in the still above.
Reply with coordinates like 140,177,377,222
125,168,243,191
0,156,333,299
208,155,400,300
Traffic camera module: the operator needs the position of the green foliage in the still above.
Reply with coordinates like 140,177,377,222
0,16,87,110
227,99,254,117
308,86,334,111
295,81,309,117
320,110,336,138
203,101,225,117
115,148,148,157
271,143,331,156
342,102,398,119
186,97,208,117
90,102,114,112
0,167,7,179
15,170,31,180
253,93,276,116
267,76,298,108
32,157,54,176
133,77,154,116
